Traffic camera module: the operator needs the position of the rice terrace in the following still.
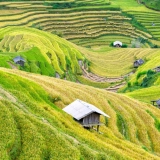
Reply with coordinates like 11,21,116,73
1,0,160,159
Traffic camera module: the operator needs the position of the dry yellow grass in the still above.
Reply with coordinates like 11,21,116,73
1,68,160,159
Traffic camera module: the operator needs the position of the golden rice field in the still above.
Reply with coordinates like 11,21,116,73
0,67,160,160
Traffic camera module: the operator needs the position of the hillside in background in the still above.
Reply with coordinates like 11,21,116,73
0,26,84,80
0,0,160,159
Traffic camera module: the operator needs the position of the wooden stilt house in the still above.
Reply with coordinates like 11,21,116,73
63,99,110,132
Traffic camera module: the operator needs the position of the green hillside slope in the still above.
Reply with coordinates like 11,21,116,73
141,0,160,11
0,26,84,79
126,85,160,104
120,49,160,92
0,68,160,160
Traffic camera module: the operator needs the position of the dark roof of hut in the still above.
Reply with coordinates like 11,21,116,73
156,99,160,105
13,56,25,63
63,99,110,120
134,59,144,65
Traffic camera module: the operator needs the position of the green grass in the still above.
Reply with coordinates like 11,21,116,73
147,110,160,132
121,49,160,92
141,0,160,11
116,113,129,140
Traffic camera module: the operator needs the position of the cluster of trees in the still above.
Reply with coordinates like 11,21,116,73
51,2,76,9
140,0,160,11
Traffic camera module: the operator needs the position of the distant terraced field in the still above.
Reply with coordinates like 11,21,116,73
127,11,160,41
123,48,160,84
0,0,153,48
77,46,160,77
126,85,160,104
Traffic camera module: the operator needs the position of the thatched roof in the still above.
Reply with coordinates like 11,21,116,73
134,59,144,65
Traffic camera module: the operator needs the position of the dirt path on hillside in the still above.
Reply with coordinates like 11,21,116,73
80,64,134,92
81,65,133,83
8,62,18,69
105,82,126,92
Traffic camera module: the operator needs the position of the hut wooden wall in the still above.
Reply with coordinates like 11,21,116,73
16,60,24,67
82,113,100,125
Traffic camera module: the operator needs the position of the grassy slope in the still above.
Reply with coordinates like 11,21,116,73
0,68,160,160
123,49,160,85
124,58,160,103
0,26,84,78
126,85,160,104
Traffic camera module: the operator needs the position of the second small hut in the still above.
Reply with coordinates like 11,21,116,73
134,59,144,68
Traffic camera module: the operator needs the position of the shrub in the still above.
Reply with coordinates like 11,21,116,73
136,71,147,80
122,44,128,48
116,113,129,139
146,110,160,132
133,81,139,86
127,82,131,87
110,42,114,47
147,69,155,77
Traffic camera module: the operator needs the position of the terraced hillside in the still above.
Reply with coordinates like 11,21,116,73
0,0,153,48
1,68,160,160
0,26,158,91
127,11,160,41
0,26,84,80
0,0,160,159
